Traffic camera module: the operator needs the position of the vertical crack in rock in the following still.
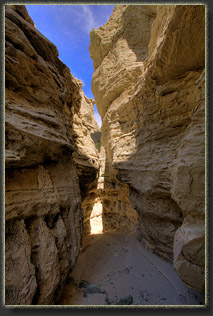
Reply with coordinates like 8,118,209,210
90,4,205,291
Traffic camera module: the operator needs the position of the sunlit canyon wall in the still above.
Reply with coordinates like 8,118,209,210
90,4,205,291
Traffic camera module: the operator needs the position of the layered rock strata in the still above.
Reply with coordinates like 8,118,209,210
5,5,99,305
90,4,205,291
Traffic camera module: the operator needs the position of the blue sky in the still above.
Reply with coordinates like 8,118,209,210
26,4,114,127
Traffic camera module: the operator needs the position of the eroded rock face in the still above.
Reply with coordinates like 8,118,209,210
5,219,37,304
90,4,205,291
5,5,99,305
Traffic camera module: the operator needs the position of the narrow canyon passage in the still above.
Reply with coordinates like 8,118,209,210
4,4,206,307
59,230,204,306
59,147,204,306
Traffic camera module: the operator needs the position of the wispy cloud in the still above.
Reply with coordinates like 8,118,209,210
81,5,99,33
93,105,102,127
94,113,102,128
55,5,99,35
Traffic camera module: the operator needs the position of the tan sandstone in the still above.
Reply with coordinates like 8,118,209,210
5,5,99,305
4,3,206,305
90,4,205,291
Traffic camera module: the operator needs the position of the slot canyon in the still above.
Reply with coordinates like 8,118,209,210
4,4,206,306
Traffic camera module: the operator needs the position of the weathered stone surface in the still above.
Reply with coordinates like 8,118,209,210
27,217,60,305
5,158,84,301
5,6,77,168
5,5,99,305
173,215,205,291
5,219,37,305
90,4,205,291
90,5,156,118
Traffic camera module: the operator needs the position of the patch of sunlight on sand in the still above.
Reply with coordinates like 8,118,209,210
90,201,103,234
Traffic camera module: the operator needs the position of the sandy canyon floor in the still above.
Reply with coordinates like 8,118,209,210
59,230,205,306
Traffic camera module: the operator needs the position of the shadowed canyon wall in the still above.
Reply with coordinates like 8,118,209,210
5,5,100,305
90,4,205,291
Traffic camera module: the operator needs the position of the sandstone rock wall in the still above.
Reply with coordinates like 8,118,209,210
5,5,99,305
90,4,205,291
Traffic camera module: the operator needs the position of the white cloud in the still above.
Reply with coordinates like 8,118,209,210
61,5,97,30
81,5,99,33
94,112,102,128
48,5,113,42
